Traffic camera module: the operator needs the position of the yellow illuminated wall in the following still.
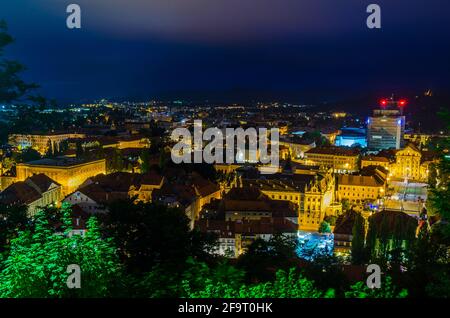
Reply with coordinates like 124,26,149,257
16,159,106,196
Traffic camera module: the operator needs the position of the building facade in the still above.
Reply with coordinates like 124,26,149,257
0,174,62,216
367,108,405,150
337,174,386,205
361,144,438,182
8,133,85,155
15,158,106,195
304,146,360,173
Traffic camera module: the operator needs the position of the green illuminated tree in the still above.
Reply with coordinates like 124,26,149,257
319,221,332,234
0,203,124,298
345,276,408,298
183,268,334,298
428,163,438,189
0,204,29,257
351,212,367,265
428,112,450,243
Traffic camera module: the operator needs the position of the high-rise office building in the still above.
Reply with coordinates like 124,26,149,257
367,98,406,150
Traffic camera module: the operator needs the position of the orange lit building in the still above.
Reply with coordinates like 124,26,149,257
15,158,106,196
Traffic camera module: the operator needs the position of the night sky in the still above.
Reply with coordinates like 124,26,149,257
1,0,450,103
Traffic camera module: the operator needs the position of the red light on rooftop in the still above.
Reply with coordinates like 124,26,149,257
380,99,387,107
399,99,407,107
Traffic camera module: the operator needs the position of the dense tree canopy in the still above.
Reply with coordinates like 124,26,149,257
0,203,124,297
101,200,217,273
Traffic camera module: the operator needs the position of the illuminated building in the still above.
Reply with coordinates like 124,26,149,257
321,131,340,145
361,152,394,170
361,144,438,182
300,173,337,231
243,178,302,209
8,133,85,155
367,98,406,150
152,172,221,228
68,136,150,151
337,173,386,205
403,133,449,148
15,158,106,196
238,171,338,232
403,133,431,148
279,139,316,159
196,218,297,258
391,144,437,182
213,163,242,174
218,186,298,224
304,146,360,173
335,128,367,148
332,112,347,118
278,123,289,135
64,172,165,213
0,174,62,216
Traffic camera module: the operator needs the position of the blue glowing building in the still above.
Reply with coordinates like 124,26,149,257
335,127,367,148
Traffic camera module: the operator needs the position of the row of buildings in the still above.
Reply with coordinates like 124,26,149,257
300,143,437,183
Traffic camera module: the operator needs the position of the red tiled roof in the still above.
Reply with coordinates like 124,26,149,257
0,182,41,205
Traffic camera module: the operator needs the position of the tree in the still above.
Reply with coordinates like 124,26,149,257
0,204,29,256
75,140,84,158
13,147,41,163
365,211,417,263
109,148,124,172
427,111,450,243
183,268,334,298
428,163,438,189
102,200,216,273
0,203,124,297
324,215,337,226
345,276,408,298
351,212,367,265
318,221,331,233
341,199,351,212
0,20,37,104
236,235,298,283
139,148,150,173
44,139,54,158
403,225,450,297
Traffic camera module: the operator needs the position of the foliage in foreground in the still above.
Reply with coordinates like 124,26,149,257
344,276,408,298
183,268,335,298
0,203,123,297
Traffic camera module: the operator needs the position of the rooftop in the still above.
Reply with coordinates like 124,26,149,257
338,174,384,187
21,157,103,167
306,146,360,156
